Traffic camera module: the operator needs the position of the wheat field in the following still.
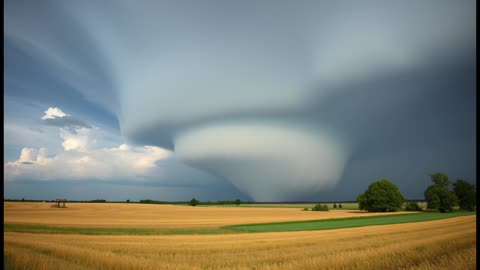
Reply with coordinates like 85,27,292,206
4,202,476,270
4,202,409,228
4,215,475,270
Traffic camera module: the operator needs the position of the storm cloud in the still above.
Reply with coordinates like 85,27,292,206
4,0,476,201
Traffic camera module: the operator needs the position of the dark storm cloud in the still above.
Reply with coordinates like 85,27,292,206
304,53,476,201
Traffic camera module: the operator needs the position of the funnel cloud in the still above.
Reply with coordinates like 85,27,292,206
175,122,349,201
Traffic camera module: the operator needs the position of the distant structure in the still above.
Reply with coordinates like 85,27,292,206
52,199,67,208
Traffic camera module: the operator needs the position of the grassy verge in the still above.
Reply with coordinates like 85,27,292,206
3,223,237,235
4,211,474,235
223,211,475,233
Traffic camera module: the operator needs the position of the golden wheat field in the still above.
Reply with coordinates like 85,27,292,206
4,202,476,270
4,216,475,270
4,202,407,228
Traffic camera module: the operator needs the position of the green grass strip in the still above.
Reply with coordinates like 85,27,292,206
223,211,475,233
3,223,237,235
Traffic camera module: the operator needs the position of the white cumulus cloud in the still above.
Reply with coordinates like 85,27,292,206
60,127,93,152
4,143,171,181
41,107,69,120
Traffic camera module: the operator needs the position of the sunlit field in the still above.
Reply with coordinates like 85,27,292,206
4,202,407,228
4,202,476,270
4,216,476,270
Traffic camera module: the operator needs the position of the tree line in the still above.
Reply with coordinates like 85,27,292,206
357,172,476,212
187,198,244,206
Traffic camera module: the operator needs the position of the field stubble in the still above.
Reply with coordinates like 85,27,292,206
4,202,476,270
4,202,407,228
4,216,476,270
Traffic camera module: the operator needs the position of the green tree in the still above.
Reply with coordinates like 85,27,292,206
338,204,342,209
188,198,199,206
333,203,337,208
126,199,130,203
357,179,405,212
453,179,476,211
234,199,241,206
424,173,458,213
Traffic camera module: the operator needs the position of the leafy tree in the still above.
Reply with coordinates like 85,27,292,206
453,179,476,211
333,203,337,208
126,199,130,203
338,204,342,209
189,198,199,206
405,201,422,211
234,199,241,206
424,173,458,213
357,179,405,212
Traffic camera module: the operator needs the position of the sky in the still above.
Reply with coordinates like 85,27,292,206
4,0,476,202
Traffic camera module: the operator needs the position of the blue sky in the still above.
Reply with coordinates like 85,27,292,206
4,0,476,201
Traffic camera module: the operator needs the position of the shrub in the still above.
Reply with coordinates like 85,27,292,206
339,204,343,209
189,198,199,206
333,203,337,208
405,202,422,211
357,179,405,212
302,207,309,211
312,204,329,211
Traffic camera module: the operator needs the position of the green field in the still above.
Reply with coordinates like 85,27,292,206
3,223,237,235
224,211,475,233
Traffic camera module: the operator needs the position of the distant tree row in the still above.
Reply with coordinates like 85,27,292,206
139,199,169,204
357,173,476,212
90,199,107,203
187,198,243,206
301,203,343,211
